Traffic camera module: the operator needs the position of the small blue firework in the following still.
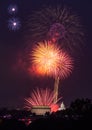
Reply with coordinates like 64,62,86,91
8,4,18,15
8,18,21,31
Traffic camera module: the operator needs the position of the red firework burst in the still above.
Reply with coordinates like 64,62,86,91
25,88,61,110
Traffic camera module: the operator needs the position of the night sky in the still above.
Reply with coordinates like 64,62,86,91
0,0,92,108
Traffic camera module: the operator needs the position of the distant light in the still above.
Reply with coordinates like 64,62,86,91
8,18,21,31
12,8,15,11
8,4,18,14
13,22,17,26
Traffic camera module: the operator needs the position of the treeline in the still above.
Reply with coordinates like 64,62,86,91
0,98,92,130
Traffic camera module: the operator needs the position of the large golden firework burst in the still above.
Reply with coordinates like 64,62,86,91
30,41,73,79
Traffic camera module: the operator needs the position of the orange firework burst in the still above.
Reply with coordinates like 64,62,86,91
30,41,73,79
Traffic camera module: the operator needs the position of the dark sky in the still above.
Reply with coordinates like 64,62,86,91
0,0,92,108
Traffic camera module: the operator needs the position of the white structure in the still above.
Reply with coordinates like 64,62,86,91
31,106,51,115
58,102,66,110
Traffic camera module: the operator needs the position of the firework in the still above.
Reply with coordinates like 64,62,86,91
8,4,18,14
27,6,84,53
8,18,21,31
30,40,73,103
30,41,73,79
25,88,61,112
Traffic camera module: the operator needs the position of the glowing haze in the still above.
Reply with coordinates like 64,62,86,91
30,41,73,79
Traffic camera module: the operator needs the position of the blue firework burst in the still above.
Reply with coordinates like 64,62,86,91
8,4,18,15
8,18,21,31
